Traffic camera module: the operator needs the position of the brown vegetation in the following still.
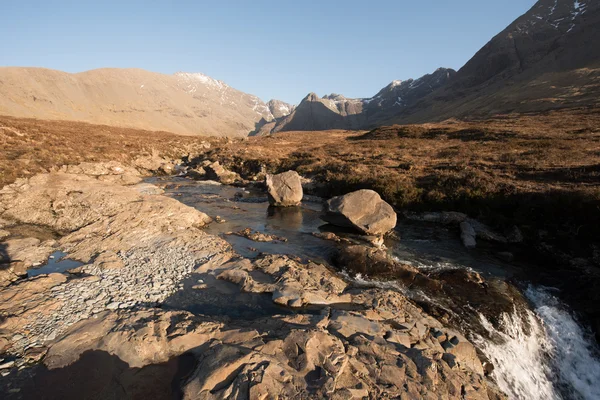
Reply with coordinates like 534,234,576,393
2,109,599,258
204,108,600,259
0,115,215,187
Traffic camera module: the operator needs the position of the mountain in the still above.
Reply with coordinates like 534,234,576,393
268,68,455,133
267,0,600,132
267,99,295,119
0,67,291,137
387,0,600,123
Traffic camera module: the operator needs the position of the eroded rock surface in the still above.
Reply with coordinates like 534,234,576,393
0,162,505,399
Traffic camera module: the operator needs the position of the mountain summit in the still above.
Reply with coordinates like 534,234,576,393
261,68,455,133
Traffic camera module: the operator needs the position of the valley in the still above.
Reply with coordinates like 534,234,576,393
1,0,600,398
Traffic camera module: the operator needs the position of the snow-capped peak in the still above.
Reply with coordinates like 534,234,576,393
174,72,227,90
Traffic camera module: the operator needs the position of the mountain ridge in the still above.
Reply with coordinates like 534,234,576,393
0,67,292,137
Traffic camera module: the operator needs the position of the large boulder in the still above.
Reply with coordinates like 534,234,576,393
265,171,303,207
322,189,396,235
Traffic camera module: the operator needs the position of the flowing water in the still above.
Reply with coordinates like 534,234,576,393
156,177,600,400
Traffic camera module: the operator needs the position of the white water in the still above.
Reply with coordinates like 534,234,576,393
475,286,600,400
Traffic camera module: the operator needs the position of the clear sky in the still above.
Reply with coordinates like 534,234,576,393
1,0,536,104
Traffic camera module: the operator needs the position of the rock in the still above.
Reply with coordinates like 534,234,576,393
186,167,206,180
204,161,240,184
0,360,15,369
131,183,164,195
312,231,342,242
497,251,514,263
0,237,55,286
265,171,303,207
506,225,524,243
229,228,287,243
460,221,477,248
322,189,397,236
133,156,176,175
467,218,507,243
405,211,468,224
93,251,125,269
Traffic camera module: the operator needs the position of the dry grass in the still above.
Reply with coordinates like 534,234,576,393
204,108,600,256
1,110,599,257
0,115,221,187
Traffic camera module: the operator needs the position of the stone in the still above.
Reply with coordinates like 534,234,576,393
322,189,397,236
506,225,524,243
497,251,514,262
131,183,164,195
460,221,477,248
468,218,507,243
265,171,303,207
204,161,240,184
229,227,287,243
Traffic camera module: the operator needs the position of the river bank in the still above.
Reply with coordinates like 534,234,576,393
0,161,508,399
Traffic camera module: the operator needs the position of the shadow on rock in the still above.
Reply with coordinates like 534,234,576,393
0,243,10,271
0,349,197,400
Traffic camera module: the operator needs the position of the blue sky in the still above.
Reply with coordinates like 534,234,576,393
1,0,536,104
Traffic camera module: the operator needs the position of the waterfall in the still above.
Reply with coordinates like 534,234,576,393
474,286,600,400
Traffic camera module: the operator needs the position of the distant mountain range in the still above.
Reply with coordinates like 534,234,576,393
0,0,598,136
0,68,291,137
251,68,455,135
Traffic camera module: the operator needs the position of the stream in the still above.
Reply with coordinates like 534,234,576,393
153,176,600,400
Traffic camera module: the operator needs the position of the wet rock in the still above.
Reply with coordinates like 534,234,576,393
228,228,287,243
265,170,303,207
312,231,343,242
460,221,477,248
506,225,524,243
468,218,507,243
497,251,514,263
204,161,240,185
186,166,206,180
322,189,397,236
131,183,164,195
405,211,468,224
335,245,419,279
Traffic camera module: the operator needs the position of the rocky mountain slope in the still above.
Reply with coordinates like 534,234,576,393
261,0,600,133
0,67,292,137
262,68,455,134
388,0,600,124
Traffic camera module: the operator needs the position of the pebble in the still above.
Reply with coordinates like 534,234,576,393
4,246,212,356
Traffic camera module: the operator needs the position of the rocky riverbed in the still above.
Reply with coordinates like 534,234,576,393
0,161,511,398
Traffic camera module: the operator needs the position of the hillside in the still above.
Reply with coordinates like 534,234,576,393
0,67,291,137
389,0,600,123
